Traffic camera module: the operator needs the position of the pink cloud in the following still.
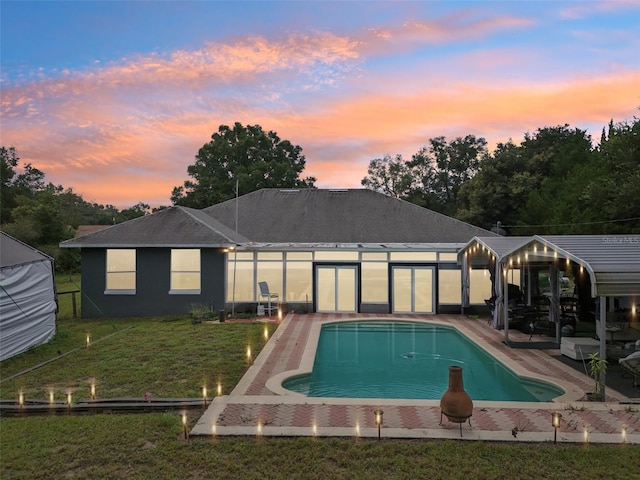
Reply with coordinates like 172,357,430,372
1,13,637,208
560,0,640,19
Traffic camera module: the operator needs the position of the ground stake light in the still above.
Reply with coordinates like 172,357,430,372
202,386,208,406
552,411,562,444
182,413,189,439
374,409,384,440
90,383,96,400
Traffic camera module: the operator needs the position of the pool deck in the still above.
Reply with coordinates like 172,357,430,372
192,313,640,444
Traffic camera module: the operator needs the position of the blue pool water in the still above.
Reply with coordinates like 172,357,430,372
283,321,564,401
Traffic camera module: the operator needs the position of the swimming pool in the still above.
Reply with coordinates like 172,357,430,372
283,321,564,401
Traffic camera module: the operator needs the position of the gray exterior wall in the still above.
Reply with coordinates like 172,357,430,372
80,248,226,319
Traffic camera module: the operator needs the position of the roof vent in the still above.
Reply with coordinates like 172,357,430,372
329,188,348,193
279,189,300,194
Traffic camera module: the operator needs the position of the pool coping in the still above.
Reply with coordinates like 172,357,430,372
265,316,580,403
192,313,640,444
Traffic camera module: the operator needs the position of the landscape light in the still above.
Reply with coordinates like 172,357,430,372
202,385,208,406
67,392,73,409
217,383,222,396
312,423,317,437
355,422,360,437
90,383,96,400
18,391,24,408
49,389,55,405
257,421,262,436
552,411,562,444
278,307,283,321
246,345,252,362
263,325,269,341
622,425,627,444
583,426,589,444
85,332,91,349
374,409,384,440
182,413,189,439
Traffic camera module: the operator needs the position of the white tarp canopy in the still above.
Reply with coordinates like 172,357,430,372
0,232,57,361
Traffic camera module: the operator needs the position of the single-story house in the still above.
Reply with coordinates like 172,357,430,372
1,232,58,361
60,188,497,319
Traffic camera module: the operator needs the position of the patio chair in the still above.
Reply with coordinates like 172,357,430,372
619,351,640,388
258,281,279,316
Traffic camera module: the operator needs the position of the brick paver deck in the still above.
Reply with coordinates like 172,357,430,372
192,314,640,443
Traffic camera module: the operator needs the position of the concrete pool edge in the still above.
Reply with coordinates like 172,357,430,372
266,317,583,403
192,314,639,443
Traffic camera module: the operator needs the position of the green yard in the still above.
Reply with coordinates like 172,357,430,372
1,279,638,479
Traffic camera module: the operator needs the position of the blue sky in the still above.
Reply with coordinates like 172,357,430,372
1,1,639,207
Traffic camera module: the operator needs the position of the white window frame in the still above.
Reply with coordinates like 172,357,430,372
105,249,136,294
170,249,201,294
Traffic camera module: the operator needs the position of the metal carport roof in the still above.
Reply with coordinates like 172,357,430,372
503,235,640,297
459,235,640,298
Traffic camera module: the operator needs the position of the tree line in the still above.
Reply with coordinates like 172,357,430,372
1,147,156,272
361,118,640,235
2,116,638,273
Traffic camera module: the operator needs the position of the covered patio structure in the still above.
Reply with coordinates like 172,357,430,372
460,234,640,398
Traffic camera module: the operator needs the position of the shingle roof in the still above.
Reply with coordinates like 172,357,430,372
204,189,495,243
60,206,248,248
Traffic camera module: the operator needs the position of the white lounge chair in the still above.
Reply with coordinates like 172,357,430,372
258,281,279,316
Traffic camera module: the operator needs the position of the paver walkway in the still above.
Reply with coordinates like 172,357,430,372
192,313,639,444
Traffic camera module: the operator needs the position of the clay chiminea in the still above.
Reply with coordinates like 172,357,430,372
440,365,473,436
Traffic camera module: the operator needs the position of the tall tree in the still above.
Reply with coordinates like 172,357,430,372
580,117,640,233
456,140,529,231
516,125,594,234
409,135,487,215
360,154,414,198
1,146,19,223
171,122,316,208
457,125,603,234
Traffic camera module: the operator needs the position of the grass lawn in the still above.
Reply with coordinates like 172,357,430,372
1,278,638,479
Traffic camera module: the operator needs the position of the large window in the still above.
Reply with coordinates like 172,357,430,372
439,269,461,304
469,268,492,304
170,249,200,293
361,262,388,302
285,257,312,302
227,252,255,302
256,252,283,301
106,249,136,293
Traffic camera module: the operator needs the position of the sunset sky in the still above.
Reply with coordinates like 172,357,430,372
2,1,639,208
